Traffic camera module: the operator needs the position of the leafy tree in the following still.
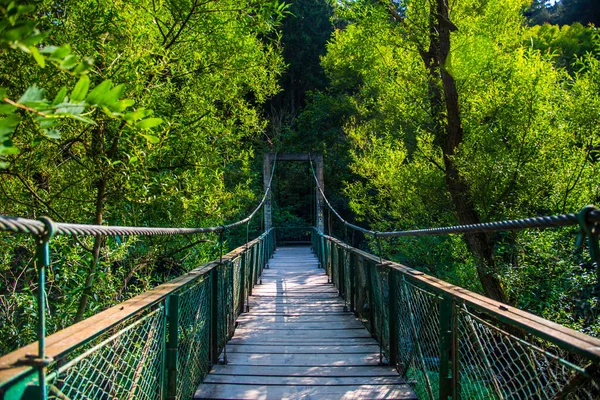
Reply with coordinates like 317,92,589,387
525,23,597,72
309,0,600,310
264,0,334,136
0,0,286,352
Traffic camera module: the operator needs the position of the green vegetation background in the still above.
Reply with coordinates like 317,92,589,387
0,0,599,355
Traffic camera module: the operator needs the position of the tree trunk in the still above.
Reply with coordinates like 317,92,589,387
74,177,106,323
386,0,508,302
74,123,119,323
432,0,507,303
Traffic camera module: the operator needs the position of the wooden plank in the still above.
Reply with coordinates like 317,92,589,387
227,337,378,345
233,328,371,339
236,315,358,323
236,321,364,330
194,383,416,399
208,365,399,377
203,375,407,386
226,344,381,354
222,353,382,366
195,246,415,400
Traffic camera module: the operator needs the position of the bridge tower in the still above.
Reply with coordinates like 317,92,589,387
263,152,324,232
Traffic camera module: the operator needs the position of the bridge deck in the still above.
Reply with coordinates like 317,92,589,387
194,246,416,399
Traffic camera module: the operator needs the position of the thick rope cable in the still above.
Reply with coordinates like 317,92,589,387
0,155,278,237
308,158,600,237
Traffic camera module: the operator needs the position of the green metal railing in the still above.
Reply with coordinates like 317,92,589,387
312,228,600,400
0,228,275,400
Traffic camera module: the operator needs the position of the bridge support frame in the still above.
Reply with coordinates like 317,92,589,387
264,153,324,232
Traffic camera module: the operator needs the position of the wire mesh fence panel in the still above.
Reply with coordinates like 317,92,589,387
314,231,600,400
332,243,339,289
355,255,372,330
343,248,352,308
369,263,389,359
457,306,600,400
47,306,165,400
217,263,234,355
232,257,242,320
175,276,211,399
396,278,441,400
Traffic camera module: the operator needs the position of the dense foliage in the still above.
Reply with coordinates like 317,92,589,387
1,0,599,355
292,0,600,334
0,0,286,353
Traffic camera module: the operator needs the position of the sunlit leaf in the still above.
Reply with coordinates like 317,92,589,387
135,118,163,130
71,75,90,102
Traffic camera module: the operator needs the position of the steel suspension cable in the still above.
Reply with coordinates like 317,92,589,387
308,158,600,237
0,154,278,237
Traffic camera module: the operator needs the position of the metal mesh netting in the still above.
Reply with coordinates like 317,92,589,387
232,257,242,319
313,231,600,400
175,276,211,399
370,262,389,358
217,262,234,355
343,249,351,308
457,307,600,399
332,245,339,288
396,278,441,400
47,306,165,400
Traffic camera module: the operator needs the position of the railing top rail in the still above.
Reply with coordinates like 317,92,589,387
0,228,273,388
316,230,600,363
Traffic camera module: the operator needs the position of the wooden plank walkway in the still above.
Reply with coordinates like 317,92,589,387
195,246,416,400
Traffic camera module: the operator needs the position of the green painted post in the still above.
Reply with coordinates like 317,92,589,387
349,252,356,313
439,295,453,400
388,269,398,368
319,236,325,268
338,246,345,299
452,306,460,399
330,243,336,286
239,252,246,315
209,267,219,365
248,246,253,295
365,260,375,333
35,217,55,400
166,294,179,399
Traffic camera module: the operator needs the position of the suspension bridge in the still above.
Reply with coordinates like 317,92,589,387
0,153,599,399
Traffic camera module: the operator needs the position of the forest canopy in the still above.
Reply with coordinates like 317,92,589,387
1,0,600,355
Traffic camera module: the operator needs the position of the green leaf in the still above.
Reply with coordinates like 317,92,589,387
135,118,163,130
16,5,36,14
60,54,78,70
44,129,61,139
0,161,8,169
109,98,135,113
46,45,71,59
141,134,160,144
52,87,67,106
1,146,20,155
0,104,17,114
0,115,21,136
86,80,112,105
71,75,90,102
38,118,55,128
55,101,85,116
18,85,46,104
29,46,45,68
124,109,152,122
102,84,125,108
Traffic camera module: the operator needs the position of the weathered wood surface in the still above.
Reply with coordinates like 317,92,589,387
195,246,416,400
